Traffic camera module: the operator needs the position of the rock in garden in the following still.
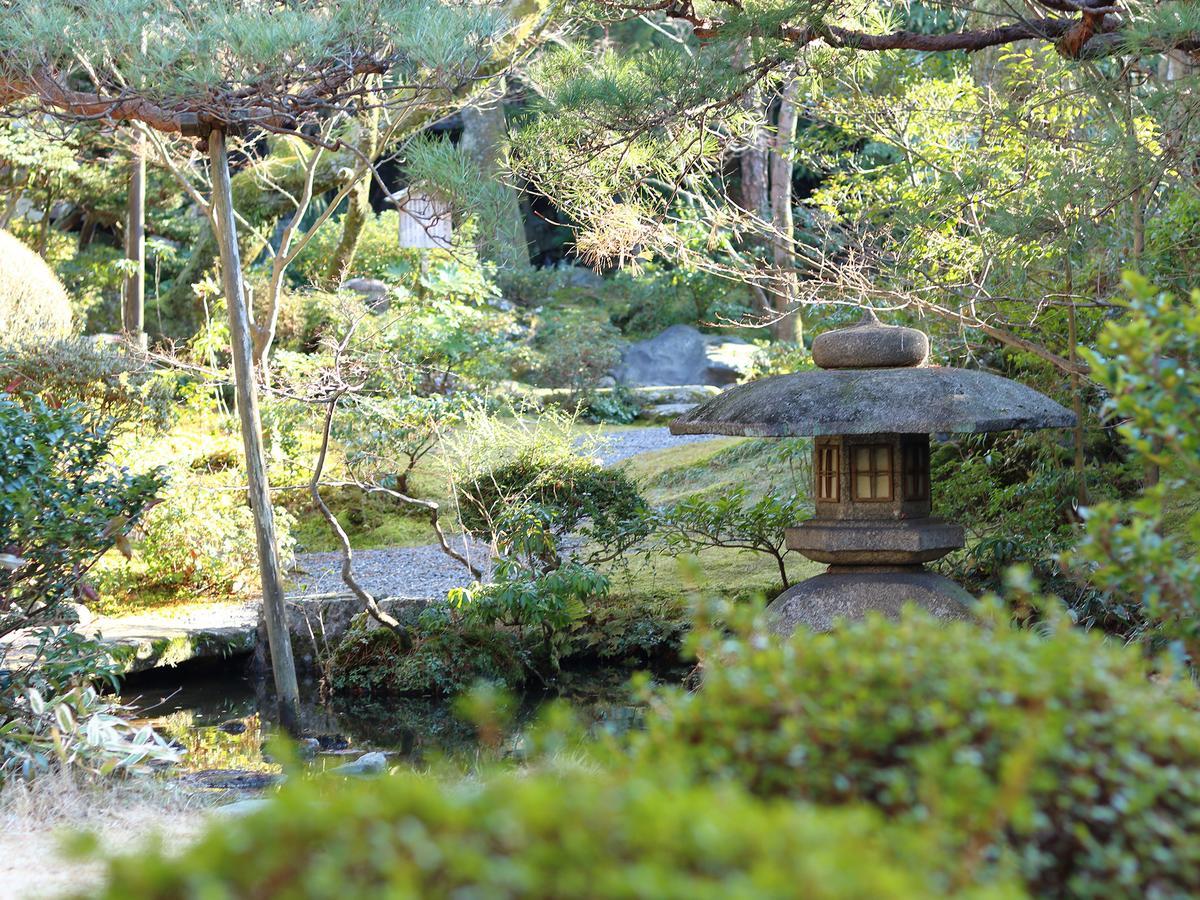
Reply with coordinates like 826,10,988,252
213,798,274,817
331,751,388,777
614,324,758,387
340,278,390,308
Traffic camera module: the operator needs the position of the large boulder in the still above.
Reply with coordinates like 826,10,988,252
614,324,757,387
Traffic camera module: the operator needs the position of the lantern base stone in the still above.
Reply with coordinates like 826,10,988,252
766,567,973,635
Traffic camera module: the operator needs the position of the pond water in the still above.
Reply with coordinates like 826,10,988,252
118,665,648,775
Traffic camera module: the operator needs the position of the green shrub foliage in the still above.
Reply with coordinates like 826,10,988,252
629,608,1200,898
0,397,162,613
0,396,173,778
1069,275,1200,658
0,229,72,342
0,337,177,433
96,768,1015,899
528,307,623,393
457,450,644,555
331,613,530,696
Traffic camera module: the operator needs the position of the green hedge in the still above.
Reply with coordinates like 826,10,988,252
0,229,72,342
628,610,1200,898
96,769,1017,899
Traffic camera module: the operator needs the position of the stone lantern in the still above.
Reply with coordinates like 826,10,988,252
669,310,1075,634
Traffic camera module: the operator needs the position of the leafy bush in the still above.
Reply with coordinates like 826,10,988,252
89,393,299,610
629,606,1200,898
1069,274,1200,659
647,485,808,589
95,768,1012,899
450,559,609,672
270,288,369,354
928,428,1137,633
0,397,162,614
749,339,811,377
97,474,297,610
579,385,641,424
290,210,410,284
330,410,651,694
53,241,126,333
1,677,179,781
291,211,500,307
528,308,623,393
0,229,73,341
0,397,172,779
334,391,465,496
330,613,530,696
0,337,177,433
452,448,643,655
385,295,518,393
457,450,644,558
602,259,755,339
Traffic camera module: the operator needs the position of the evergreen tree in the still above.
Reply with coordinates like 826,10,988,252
0,0,553,729
513,0,1199,364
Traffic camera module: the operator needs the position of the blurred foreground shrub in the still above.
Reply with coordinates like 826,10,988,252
96,768,1015,899
628,607,1200,898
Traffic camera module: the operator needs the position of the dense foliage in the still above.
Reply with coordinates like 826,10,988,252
1069,275,1200,659
95,764,1018,899
0,229,72,340
627,606,1200,898
0,397,174,778
0,398,161,614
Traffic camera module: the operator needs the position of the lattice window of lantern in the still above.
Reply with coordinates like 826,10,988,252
852,444,893,501
815,441,840,501
902,439,930,501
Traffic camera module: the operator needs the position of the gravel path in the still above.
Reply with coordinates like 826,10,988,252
288,541,489,600
290,427,719,600
590,426,715,466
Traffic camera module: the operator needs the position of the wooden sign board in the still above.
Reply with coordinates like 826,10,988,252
395,190,452,249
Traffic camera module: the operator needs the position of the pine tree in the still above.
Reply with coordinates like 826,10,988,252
0,0,553,729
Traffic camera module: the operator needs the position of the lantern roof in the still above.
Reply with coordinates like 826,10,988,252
669,311,1075,437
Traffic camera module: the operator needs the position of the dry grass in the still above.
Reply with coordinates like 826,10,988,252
0,773,210,899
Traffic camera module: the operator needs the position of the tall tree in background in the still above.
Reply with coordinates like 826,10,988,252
461,81,531,269
122,132,146,348
0,0,552,730
515,0,1199,362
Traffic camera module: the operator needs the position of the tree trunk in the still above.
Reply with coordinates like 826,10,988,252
323,174,371,287
37,184,52,256
123,134,147,349
77,214,97,251
460,84,530,269
208,128,301,736
767,76,802,344
1065,248,1088,506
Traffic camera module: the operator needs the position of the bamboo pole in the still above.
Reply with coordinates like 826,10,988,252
208,127,301,735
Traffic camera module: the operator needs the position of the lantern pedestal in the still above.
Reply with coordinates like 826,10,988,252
766,567,974,634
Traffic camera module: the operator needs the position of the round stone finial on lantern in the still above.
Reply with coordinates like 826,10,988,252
811,307,930,369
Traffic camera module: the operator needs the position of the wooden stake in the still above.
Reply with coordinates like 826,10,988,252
122,129,147,349
208,128,301,735
1065,242,1088,506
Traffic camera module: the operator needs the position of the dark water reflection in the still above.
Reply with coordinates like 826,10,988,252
119,666,647,771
